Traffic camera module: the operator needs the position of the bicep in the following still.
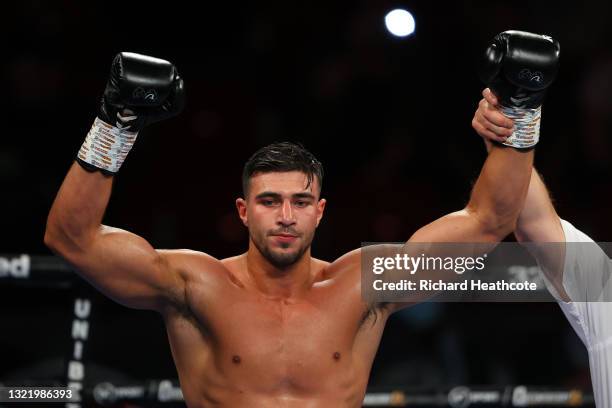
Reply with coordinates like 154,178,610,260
60,225,185,311
409,209,501,244
398,211,498,307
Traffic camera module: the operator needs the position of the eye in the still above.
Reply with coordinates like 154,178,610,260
294,200,309,208
262,199,276,206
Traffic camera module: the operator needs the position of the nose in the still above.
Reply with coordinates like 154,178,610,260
278,199,296,226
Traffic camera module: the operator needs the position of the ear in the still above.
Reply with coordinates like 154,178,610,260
236,197,248,227
315,198,326,227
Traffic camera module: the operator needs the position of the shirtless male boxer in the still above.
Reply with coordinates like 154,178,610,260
45,31,558,408
473,88,612,407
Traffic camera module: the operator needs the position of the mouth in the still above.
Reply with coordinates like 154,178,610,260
271,234,298,244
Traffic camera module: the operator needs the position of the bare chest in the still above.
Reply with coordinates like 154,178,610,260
210,299,360,369
185,284,381,393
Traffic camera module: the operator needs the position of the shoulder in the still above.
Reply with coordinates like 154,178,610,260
321,248,399,315
322,246,397,280
330,248,361,268
158,249,220,268
158,250,246,317
157,249,235,286
318,248,361,284
324,244,406,275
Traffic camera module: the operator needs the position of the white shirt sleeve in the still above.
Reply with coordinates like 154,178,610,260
553,219,612,407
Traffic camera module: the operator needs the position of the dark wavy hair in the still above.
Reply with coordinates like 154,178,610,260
242,142,324,197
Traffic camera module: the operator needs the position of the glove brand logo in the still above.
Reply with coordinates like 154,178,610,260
116,110,138,130
518,68,544,84
0,254,30,278
132,87,158,102
510,95,531,105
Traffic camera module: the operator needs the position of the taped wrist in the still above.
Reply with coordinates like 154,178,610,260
499,105,541,149
76,117,138,174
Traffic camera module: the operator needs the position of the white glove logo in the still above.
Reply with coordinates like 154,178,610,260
132,87,158,102
519,68,544,84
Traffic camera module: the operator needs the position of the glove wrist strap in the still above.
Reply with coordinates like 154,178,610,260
76,117,139,174
500,105,541,149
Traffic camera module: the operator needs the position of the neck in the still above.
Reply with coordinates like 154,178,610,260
244,240,314,300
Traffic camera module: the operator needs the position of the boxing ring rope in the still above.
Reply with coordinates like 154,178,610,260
0,254,596,407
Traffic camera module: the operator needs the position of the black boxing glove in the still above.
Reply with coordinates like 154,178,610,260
77,52,185,175
480,30,560,149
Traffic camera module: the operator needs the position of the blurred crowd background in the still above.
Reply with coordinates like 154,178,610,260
2,0,611,397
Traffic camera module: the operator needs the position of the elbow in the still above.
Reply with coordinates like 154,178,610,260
514,229,529,243
493,217,516,241
469,207,518,242
44,203,99,257
44,220,63,253
44,207,62,250
44,217,91,255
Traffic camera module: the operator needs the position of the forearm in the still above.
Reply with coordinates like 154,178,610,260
480,136,566,299
514,169,559,241
467,144,533,238
45,162,113,251
478,108,562,243
45,52,182,249
481,139,562,242
515,169,564,242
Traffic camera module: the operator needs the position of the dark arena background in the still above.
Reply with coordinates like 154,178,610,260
2,1,611,407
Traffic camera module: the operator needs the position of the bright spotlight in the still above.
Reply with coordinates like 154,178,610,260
384,9,416,38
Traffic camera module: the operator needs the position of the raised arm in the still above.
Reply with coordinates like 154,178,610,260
410,31,560,244
44,53,187,312
472,88,565,244
473,86,568,298
409,141,532,244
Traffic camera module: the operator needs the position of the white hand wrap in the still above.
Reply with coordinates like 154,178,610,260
500,105,541,149
77,117,138,174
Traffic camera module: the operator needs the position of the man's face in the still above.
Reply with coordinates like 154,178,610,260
236,171,326,268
